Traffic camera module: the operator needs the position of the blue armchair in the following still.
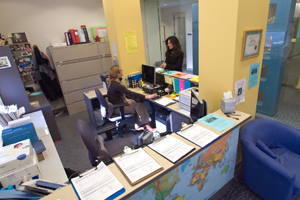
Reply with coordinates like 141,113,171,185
240,119,300,200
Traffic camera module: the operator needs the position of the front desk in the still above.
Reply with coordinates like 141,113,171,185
42,109,251,200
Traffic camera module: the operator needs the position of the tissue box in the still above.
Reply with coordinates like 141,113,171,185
221,98,236,114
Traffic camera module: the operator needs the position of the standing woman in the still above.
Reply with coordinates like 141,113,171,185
160,36,184,72
107,65,157,131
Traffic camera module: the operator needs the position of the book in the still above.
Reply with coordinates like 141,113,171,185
64,32,70,46
82,27,90,42
69,29,77,44
73,30,80,43
67,32,73,45
71,162,125,200
77,29,86,43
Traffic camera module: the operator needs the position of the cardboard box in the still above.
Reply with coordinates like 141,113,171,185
0,139,35,177
0,150,40,188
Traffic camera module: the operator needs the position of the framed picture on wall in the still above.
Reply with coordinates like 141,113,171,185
11,32,28,44
241,29,263,60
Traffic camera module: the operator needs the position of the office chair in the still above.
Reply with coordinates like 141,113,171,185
78,120,134,166
94,89,136,140
100,75,108,90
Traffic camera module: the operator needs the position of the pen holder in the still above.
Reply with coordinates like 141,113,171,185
221,98,236,114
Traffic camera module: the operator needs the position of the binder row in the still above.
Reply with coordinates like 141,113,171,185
65,26,90,46
0,105,24,127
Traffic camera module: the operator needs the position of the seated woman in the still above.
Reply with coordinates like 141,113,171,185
160,36,184,72
107,65,157,131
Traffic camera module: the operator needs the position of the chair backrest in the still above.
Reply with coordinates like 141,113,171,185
95,89,113,119
100,75,108,90
77,120,100,166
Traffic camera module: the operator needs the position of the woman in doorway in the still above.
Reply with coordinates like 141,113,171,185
107,65,157,131
160,36,184,72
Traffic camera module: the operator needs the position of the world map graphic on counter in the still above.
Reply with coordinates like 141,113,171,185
127,128,239,200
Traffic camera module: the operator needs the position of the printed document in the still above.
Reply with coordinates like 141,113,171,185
177,124,220,147
114,148,162,184
71,162,124,200
156,97,175,106
148,135,194,163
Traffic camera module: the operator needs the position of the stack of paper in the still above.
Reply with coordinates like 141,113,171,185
155,97,175,106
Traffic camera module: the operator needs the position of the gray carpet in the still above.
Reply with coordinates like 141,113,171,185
256,85,300,130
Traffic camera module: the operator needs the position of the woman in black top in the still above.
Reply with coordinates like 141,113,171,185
160,36,184,72
107,65,157,131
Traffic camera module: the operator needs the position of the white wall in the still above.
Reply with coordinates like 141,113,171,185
1,0,106,54
161,4,193,70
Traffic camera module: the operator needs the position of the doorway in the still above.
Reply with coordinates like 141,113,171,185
173,12,187,70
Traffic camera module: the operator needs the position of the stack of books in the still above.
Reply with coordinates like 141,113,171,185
0,105,25,127
65,25,90,46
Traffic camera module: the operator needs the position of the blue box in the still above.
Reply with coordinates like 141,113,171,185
2,123,39,146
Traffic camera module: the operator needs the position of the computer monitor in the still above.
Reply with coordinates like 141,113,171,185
142,65,156,85
156,73,165,86
190,89,205,122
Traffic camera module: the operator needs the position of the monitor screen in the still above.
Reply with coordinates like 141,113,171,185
156,73,165,85
190,89,203,122
142,65,155,84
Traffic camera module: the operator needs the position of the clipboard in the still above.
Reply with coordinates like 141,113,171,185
112,148,163,185
148,135,195,163
70,162,125,200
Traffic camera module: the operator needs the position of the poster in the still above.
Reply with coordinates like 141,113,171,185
235,78,246,105
0,56,11,69
248,62,260,89
124,31,138,54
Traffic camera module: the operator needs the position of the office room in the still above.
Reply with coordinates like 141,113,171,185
1,0,300,199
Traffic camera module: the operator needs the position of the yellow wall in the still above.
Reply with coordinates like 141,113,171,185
102,0,146,79
198,0,269,120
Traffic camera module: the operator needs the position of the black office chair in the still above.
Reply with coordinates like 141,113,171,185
94,89,136,140
100,75,108,90
77,120,134,166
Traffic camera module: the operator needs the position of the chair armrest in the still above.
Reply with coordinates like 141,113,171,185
241,141,296,200
113,102,129,120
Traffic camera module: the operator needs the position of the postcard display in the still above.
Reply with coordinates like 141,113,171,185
10,41,35,86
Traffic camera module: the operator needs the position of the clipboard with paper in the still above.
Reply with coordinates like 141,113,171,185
112,147,163,185
70,161,125,200
148,135,195,163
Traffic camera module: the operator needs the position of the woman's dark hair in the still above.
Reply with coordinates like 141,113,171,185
165,36,182,57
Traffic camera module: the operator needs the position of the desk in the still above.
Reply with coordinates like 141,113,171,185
42,109,251,200
84,87,191,133
23,111,68,184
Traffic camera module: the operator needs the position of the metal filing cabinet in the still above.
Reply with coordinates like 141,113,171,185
49,42,112,115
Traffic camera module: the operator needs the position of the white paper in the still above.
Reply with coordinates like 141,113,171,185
177,124,220,147
112,42,117,57
71,162,123,200
155,97,175,106
235,78,246,105
244,34,260,56
114,148,162,184
148,135,194,163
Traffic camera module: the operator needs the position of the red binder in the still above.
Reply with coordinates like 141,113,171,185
69,29,77,43
74,30,80,43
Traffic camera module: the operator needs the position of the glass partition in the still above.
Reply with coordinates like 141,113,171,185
142,0,198,72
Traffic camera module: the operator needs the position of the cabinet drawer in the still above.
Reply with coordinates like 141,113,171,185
60,75,102,93
64,84,102,104
56,59,101,81
51,44,98,62
66,100,87,115
101,57,113,75
97,42,111,55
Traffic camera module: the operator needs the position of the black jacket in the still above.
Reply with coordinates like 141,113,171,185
107,79,145,105
165,51,184,71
